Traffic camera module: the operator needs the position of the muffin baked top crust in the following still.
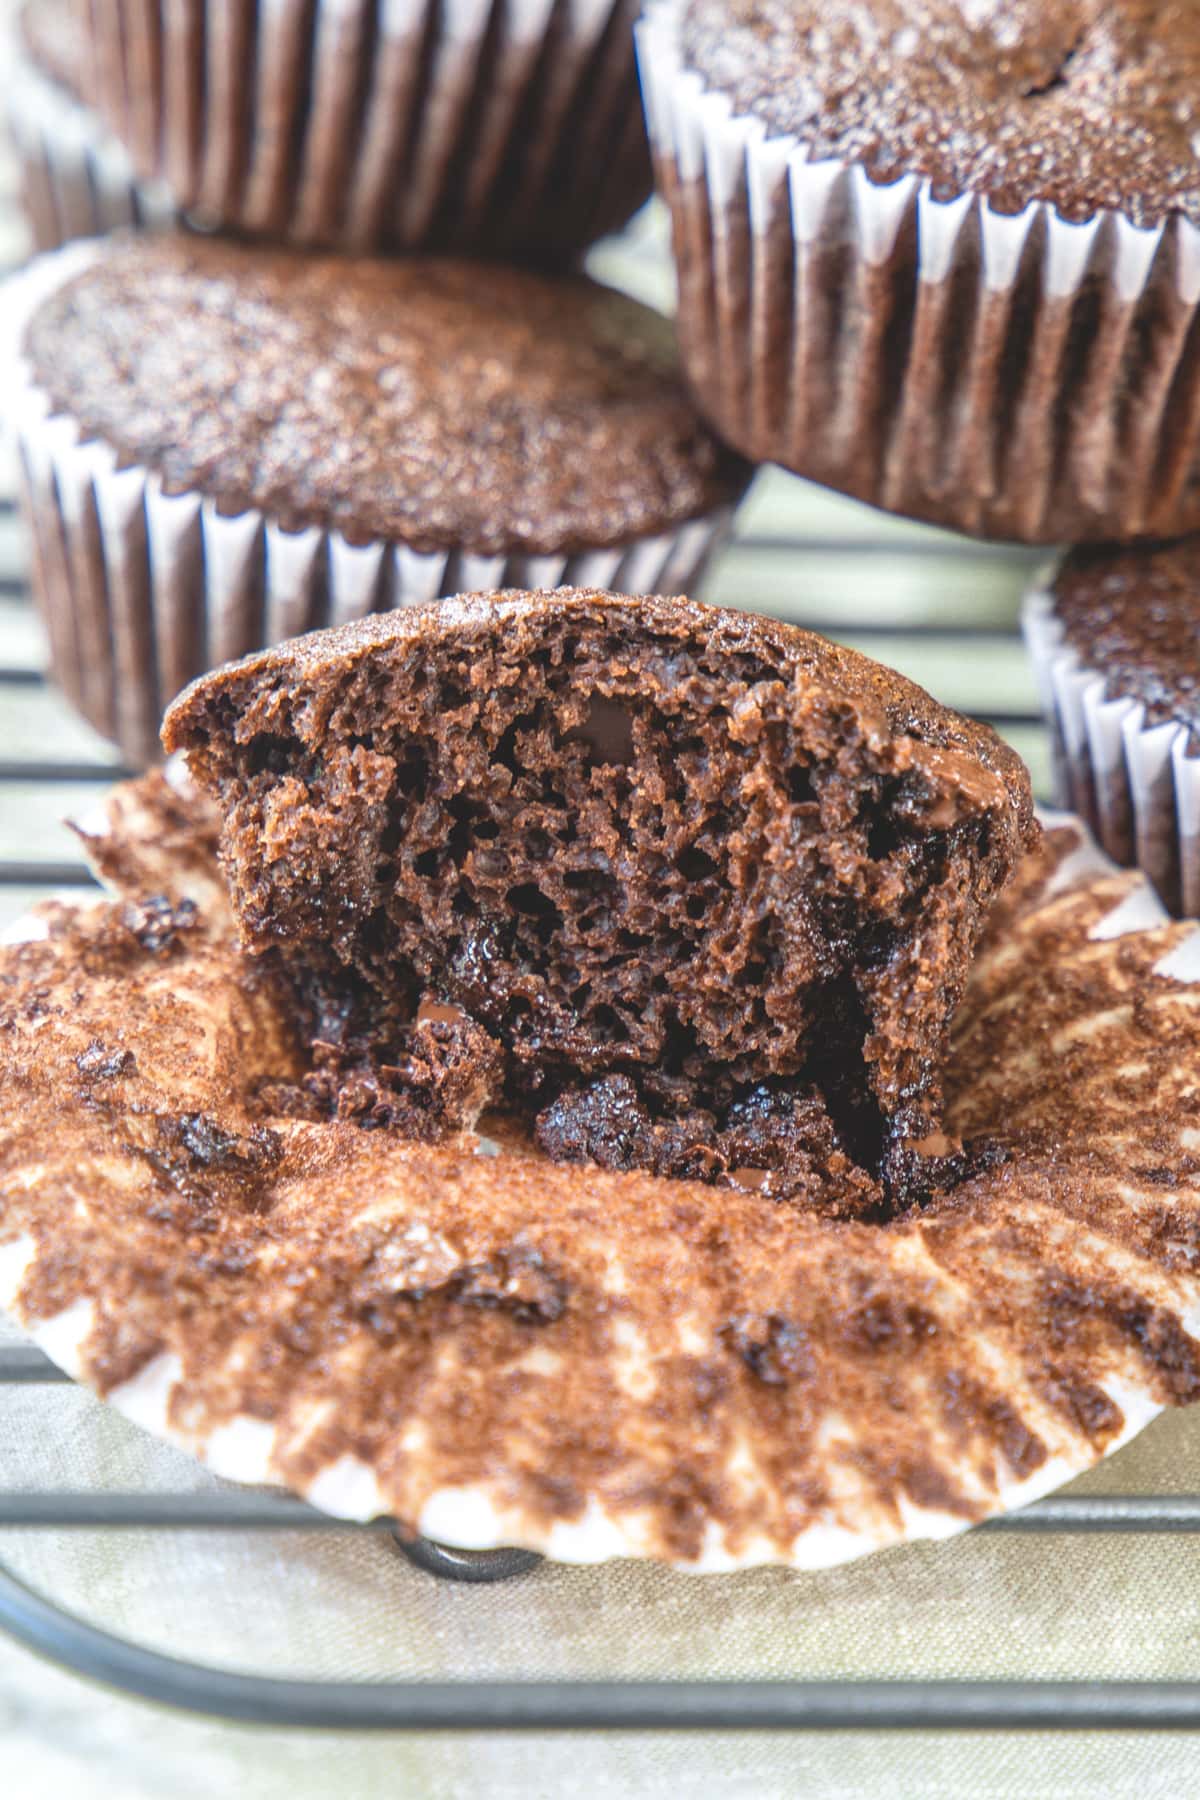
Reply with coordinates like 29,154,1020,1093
1052,537,1200,734
679,0,1200,227
22,234,749,554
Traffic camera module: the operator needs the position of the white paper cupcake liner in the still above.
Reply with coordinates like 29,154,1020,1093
5,243,735,767
636,0,1200,545
4,792,1200,1569
1023,590,1200,916
85,0,651,260
4,43,172,251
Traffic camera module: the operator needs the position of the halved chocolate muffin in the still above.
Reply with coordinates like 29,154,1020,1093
164,588,1037,1207
10,234,749,766
2,766,1196,1571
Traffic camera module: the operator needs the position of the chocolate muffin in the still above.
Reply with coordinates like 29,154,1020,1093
1025,536,1200,916
638,0,1200,544
164,588,1037,1206
83,0,651,260
11,234,749,766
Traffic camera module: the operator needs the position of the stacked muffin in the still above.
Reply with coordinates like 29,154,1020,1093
636,0,1200,917
6,0,750,762
14,0,1200,878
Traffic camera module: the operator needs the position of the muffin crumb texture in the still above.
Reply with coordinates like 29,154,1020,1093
166,590,1036,1214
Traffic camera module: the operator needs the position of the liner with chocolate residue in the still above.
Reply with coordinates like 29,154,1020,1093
636,0,1200,545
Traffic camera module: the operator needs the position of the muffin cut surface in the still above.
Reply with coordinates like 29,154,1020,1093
164,590,1037,1210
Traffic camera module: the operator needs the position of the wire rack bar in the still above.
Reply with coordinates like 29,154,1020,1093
0,762,133,784
0,863,97,887
1,1489,1199,1534
2,1554,1200,1733
0,1347,71,1381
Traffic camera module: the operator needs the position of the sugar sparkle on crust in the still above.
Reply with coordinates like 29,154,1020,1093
680,0,1200,228
21,234,751,555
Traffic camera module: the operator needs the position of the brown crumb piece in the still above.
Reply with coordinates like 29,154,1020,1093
263,1005,503,1141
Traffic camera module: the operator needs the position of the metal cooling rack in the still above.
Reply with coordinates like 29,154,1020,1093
6,1344,1200,1730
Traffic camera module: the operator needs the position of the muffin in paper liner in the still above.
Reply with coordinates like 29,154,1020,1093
1024,586,1200,919
5,12,172,252
6,241,743,767
2,770,1200,1570
635,0,1200,546
83,0,651,261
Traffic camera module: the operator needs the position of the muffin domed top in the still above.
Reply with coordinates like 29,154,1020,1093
1052,536,1200,733
23,233,750,554
679,0,1200,227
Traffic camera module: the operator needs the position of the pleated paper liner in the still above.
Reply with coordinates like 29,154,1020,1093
85,0,651,261
6,42,172,251
5,780,1200,1567
5,244,736,767
1023,589,1200,917
636,0,1200,546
